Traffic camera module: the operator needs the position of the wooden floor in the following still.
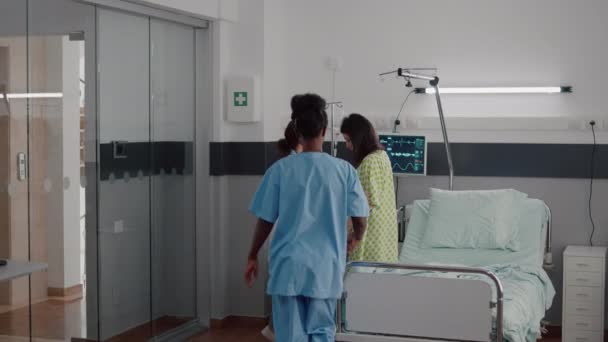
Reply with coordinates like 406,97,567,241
0,298,575,342
188,319,565,342
0,298,85,340
0,297,191,341
189,318,267,342
106,316,192,342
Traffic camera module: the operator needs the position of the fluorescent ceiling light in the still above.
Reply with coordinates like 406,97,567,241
416,87,572,94
0,92,63,99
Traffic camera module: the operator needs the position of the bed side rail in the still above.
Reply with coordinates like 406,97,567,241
337,262,504,342
543,203,553,270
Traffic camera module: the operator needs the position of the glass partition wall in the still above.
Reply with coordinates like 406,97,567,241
0,1,207,341
0,3,31,340
97,8,199,341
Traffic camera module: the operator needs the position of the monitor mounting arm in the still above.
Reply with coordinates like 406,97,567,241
380,68,454,190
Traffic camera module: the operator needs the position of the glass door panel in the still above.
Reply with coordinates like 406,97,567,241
0,1,31,340
150,18,197,338
26,1,97,341
97,8,151,342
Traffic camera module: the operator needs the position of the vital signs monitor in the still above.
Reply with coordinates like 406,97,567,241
378,134,427,176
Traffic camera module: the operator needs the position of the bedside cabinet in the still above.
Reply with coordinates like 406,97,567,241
563,246,607,342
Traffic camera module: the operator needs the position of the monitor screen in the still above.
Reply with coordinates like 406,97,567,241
379,135,427,175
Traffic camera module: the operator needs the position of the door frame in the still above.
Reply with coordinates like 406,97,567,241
76,0,209,28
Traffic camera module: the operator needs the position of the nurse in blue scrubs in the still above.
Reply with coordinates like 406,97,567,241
245,93,369,342
261,120,303,341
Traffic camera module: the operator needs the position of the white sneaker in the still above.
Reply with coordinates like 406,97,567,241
261,325,275,341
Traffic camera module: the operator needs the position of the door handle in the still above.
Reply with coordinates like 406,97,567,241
17,152,27,181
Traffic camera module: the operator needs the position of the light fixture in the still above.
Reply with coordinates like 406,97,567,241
0,92,63,99
415,86,572,95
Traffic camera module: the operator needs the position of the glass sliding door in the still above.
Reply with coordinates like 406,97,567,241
0,2,31,339
97,8,152,341
27,1,97,340
150,18,197,337
97,7,201,341
0,1,207,340
0,0,98,341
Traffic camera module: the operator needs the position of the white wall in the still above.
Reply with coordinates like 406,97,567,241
209,177,265,319
45,36,81,291
261,0,287,140
61,37,83,289
194,0,608,144
211,0,265,142
206,0,267,318
260,0,608,142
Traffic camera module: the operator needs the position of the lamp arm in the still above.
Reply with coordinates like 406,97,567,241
379,69,454,190
432,82,454,191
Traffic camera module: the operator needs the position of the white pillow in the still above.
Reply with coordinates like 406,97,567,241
422,188,528,250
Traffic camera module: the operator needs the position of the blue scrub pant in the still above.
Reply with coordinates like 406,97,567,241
272,296,336,342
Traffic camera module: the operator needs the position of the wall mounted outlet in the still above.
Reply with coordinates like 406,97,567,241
579,120,599,130
372,116,387,130
114,220,124,234
325,56,344,72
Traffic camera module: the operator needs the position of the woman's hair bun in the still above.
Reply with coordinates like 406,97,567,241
290,93,328,139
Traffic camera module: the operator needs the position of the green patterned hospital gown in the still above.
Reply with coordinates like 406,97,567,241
349,150,399,263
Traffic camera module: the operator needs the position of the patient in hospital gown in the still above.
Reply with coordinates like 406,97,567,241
341,114,399,263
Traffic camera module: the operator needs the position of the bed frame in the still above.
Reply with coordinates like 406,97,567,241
336,202,553,342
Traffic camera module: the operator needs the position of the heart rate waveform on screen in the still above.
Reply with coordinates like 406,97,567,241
379,135,426,175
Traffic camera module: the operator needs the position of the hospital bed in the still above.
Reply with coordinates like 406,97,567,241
336,196,556,342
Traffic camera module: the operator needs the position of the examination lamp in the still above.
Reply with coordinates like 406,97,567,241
380,68,454,190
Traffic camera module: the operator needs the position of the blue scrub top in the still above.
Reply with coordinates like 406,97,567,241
250,152,369,299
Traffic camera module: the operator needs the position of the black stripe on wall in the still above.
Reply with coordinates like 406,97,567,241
209,142,269,176
209,141,608,179
100,142,193,181
427,143,608,178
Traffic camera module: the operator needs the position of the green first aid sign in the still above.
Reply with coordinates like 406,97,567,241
234,91,248,107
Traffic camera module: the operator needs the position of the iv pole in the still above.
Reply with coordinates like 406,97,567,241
380,68,454,190
327,101,343,157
